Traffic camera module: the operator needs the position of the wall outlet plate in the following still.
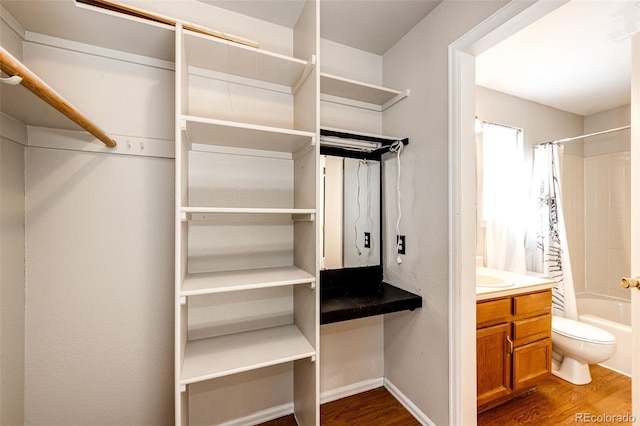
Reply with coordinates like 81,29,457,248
397,235,406,254
364,232,371,248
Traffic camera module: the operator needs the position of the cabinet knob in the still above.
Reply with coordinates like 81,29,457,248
621,277,640,289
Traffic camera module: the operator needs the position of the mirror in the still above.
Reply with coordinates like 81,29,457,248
321,155,381,270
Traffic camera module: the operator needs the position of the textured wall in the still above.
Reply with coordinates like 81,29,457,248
1,137,26,425
24,148,174,425
381,2,511,424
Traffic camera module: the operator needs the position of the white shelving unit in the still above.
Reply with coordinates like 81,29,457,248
181,324,316,385
320,72,409,112
174,1,319,424
181,266,316,297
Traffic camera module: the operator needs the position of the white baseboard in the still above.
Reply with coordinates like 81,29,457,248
320,377,384,404
218,377,432,426
217,402,294,426
384,378,434,426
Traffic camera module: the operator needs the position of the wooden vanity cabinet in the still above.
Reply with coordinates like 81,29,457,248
477,289,552,409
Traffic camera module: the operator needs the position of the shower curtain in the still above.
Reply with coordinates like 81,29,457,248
528,144,578,320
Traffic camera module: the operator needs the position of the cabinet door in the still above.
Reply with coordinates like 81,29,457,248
512,338,551,391
477,323,511,406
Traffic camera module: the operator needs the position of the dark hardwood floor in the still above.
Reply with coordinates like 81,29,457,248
259,365,631,425
259,387,418,426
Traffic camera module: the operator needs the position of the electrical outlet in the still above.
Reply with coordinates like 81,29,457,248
397,235,406,255
364,232,371,248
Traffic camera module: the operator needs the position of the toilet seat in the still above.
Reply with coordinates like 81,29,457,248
552,316,615,344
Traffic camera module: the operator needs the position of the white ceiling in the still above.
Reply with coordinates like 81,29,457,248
476,0,640,117
202,0,442,55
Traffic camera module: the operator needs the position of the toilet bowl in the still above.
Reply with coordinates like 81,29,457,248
551,316,616,385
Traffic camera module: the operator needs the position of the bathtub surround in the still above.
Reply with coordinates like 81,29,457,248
529,144,578,320
577,294,631,376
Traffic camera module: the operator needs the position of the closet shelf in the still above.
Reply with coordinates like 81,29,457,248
320,72,409,111
181,266,316,297
180,324,315,385
180,206,315,215
184,29,315,90
2,1,175,63
181,115,316,153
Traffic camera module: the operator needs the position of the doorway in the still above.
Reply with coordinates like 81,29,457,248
449,1,638,423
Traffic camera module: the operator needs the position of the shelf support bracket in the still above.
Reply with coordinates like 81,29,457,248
292,213,315,222
382,89,410,111
292,54,316,95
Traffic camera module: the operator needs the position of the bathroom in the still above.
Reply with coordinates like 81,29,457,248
474,0,633,411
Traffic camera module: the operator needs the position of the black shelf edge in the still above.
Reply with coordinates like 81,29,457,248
320,282,422,325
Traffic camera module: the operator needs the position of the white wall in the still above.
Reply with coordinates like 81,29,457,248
15,34,176,425
1,12,27,424
584,105,631,156
476,86,585,155
0,136,26,425
381,2,512,424
24,148,174,425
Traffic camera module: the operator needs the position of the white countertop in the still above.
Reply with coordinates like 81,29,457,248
476,267,555,301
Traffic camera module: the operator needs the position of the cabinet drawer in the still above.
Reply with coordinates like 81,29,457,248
477,298,511,327
513,290,551,317
512,314,551,346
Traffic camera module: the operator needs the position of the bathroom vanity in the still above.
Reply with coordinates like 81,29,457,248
476,269,555,411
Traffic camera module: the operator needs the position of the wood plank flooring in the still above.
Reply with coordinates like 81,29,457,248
259,365,630,425
259,387,419,426
478,365,632,425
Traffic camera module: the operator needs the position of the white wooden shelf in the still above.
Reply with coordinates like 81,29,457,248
181,266,315,296
180,207,315,215
181,115,316,153
3,1,175,63
184,29,314,90
320,72,408,111
180,324,315,385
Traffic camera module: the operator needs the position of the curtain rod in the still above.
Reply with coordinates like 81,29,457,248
0,46,117,148
537,125,630,146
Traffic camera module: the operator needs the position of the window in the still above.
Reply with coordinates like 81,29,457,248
479,122,527,272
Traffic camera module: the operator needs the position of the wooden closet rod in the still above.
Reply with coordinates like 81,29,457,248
0,46,117,148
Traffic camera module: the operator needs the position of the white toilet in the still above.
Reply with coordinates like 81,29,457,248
551,316,617,385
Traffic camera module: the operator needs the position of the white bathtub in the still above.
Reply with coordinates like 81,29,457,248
576,293,631,376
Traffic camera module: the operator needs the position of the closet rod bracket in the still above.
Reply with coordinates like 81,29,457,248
0,75,22,85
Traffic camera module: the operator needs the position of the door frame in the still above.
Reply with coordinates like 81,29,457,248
448,1,569,424
630,33,639,416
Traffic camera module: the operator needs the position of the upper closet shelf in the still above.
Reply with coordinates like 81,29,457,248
320,73,409,111
181,115,316,153
2,1,175,63
181,266,316,297
181,324,315,386
184,30,315,92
